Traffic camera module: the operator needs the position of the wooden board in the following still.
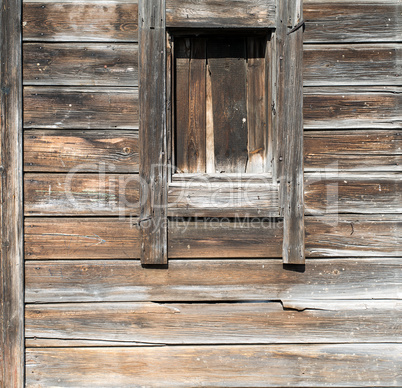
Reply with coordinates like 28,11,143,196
24,174,140,216
304,87,402,129
23,1,138,42
25,218,140,260
24,130,139,173
23,43,138,86
26,345,402,387
24,87,138,129
166,0,276,28
304,44,402,86
304,130,402,172
304,0,402,43
305,172,402,214
25,300,402,347
25,258,402,303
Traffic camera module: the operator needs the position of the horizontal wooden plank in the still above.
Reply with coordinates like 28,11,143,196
305,173,402,214
25,258,402,303
304,87,402,129
26,345,402,387
24,130,139,173
23,43,138,86
304,0,402,43
24,87,138,129
304,44,402,86
304,130,402,172
23,1,138,42
25,218,140,259
24,174,140,216
306,214,401,257
166,0,276,28
25,300,402,347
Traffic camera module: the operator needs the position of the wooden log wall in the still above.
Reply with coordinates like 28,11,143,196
22,0,401,386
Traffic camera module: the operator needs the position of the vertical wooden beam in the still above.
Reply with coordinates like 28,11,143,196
277,0,305,264
1,0,24,384
139,0,168,264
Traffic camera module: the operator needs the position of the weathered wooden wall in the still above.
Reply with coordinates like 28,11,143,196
22,0,401,386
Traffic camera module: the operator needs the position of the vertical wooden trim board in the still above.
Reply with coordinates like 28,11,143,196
0,0,24,385
139,0,168,264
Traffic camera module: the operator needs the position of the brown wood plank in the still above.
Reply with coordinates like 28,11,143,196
23,43,138,86
305,173,402,214
24,130,139,173
304,87,402,129
24,174,140,216
166,0,276,28
24,87,138,129
209,37,248,173
304,44,402,87
23,1,138,42
304,130,402,172
25,300,402,347
25,218,140,259
306,214,402,257
25,258,402,303
304,0,402,43
0,0,24,384
139,0,168,265
26,345,402,387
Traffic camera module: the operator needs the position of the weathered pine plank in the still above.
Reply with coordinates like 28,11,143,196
24,174,140,216
305,173,402,214
166,0,276,28
25,258,402,303
25,218,140,259
24,130,139,173
304,44,402,87
23,1,138,42
24,87,138,129
23,43,138,86
304,0,402,43
0,0,24,384
304,130,402,172
25,301,402,347
139,0,168,265
26,345,402,387
304,87,402,129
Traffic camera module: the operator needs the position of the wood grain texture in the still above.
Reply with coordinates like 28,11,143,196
24,87,138,129
166,0,276,28
304,87,402,129
0,0,24,384
304,0,402,43
25,258,402,303
24,130,139,173
23,1,138,42
26,345,402,387
23,43,138,86
25,218,140,259
24,174,140,216
304,130,402,172
25,300,402,347
139,0,168,265
304,44,402,87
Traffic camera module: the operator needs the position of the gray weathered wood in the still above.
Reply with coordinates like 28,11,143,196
24,87,138,129
0,0,24,384
23,43,138,86
26,345,402,387
139,0,168,264
166,0,276,28
23,1,138,42
24,130,139,173
25,301,402,347
25,258,402,303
